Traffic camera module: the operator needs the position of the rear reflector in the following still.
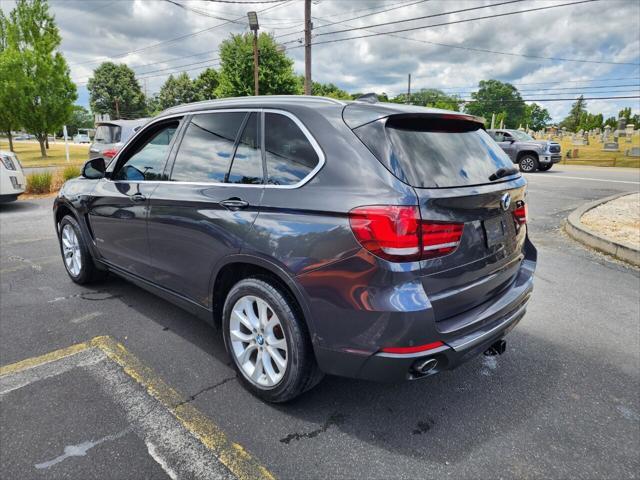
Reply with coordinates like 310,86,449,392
381,341,445,354
349,205,463,262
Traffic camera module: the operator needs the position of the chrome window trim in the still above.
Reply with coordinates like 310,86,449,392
107,108,325,190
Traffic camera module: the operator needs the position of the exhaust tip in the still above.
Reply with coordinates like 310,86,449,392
412,358,438,375
484,339,507,356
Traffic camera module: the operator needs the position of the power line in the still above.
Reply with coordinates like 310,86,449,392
95,0,420,74
274,0,430,40
201,0,285,3
69,0,290,67
431,76,640,91
313,0,525,38
289,0,638,68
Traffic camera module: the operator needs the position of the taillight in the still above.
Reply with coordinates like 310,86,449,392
349,205,463,262
421,222,464,259
102,148,118,159
349,206,422,262
513,201,527,225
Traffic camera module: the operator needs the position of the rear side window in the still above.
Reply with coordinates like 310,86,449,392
354,116,516,188
264,113,319,186
227,113,262,184
171,112,245,183
94,125,121,144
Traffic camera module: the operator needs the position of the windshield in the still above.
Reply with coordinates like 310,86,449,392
509,130,535,141
355,115,518,188
94,125,121,144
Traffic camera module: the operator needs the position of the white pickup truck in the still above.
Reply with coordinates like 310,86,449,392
0,150,26,202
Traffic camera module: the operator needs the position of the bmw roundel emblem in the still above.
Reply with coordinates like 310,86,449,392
500,193,511,211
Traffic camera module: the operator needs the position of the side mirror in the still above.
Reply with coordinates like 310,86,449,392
509,138,516,143
82,157,106,179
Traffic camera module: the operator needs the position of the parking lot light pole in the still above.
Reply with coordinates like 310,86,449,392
248,11,259,96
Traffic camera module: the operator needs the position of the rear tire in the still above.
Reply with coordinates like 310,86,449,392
538,163,552,171
58,215,106,284
518,154,538,173
222,277,323,402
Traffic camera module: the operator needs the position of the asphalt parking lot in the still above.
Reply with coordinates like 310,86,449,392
1,164,639,479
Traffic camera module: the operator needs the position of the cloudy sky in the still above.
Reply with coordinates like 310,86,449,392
2,0,639,121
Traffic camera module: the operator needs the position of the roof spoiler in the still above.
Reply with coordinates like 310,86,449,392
354,93,378,104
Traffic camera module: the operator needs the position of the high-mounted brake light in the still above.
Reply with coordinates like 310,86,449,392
102,148,118,159
513,201,528,225
348,205,463,262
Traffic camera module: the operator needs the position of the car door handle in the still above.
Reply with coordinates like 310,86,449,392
131,193,146,202
220,198,249,210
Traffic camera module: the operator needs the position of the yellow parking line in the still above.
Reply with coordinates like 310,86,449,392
0,340,91,376
1,336,276,480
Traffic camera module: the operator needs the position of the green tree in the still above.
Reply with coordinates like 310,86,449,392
392,89,461,111
604,116,617,129
216,33,301,97
523,103,551,131
0,10,24,152
194,67,219,100
312,81,351,99
465,80,525,128
3,0,76,157
88,62,146,120
559,95,587,132
64,105,93,136
157,72,199,110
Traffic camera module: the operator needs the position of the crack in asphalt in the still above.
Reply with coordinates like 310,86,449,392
280,412,346,445
173,376,237,409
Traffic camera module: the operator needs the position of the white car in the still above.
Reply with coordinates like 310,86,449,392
0,150,26,202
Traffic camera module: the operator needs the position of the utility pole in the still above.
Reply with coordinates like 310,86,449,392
406,73,411,104
304,0,312,95
248,12,260,96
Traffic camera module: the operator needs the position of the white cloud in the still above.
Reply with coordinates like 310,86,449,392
3,0,638,121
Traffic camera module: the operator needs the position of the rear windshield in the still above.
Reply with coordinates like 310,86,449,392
94,125,121,144
354,115,517,188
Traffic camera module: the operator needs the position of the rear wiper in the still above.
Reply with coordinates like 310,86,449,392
489,167,519,181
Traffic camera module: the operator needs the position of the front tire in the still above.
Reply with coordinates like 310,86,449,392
538,163,552,171
58,215,106,284
519,154,539,173
222,277,323,402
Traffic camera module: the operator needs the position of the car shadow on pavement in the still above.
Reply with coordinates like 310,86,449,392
74,277,638,470
0,201,43,214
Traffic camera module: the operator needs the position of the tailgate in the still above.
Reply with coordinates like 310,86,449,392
415,182,528,321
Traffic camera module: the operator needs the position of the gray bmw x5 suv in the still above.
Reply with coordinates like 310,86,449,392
54,96,536,402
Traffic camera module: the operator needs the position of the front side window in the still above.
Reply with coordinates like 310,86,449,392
264,113,319,186
171,112,246,183
227,113,262,184
113,122,178,181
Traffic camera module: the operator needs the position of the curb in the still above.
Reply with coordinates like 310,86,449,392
565,192,640,267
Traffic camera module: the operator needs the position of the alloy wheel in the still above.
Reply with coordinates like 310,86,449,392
229,295,288,388
61,224,82,276
520,157,535,172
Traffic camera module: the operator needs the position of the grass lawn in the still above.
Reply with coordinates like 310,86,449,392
557,134,640,168
0,140,89,167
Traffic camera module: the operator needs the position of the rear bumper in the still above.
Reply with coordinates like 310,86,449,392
311,237,536,382
356,295,528,381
